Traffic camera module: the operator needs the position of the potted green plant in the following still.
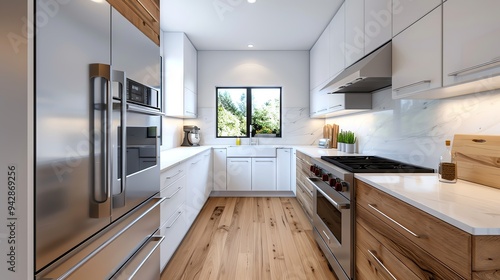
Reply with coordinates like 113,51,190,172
345,130,356,154
337,130,345,152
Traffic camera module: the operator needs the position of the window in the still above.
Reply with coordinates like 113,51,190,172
216,87,281,138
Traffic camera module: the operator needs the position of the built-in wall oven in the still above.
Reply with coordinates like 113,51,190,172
308,156,434,280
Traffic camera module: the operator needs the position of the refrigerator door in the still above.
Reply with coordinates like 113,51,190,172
35,0,112,272
110,8,161,221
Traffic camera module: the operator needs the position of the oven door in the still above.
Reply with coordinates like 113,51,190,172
111,102,161,221
310,177,352,280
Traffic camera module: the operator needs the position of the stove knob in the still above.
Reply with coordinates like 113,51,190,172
341,182,349,192
310,165,315,172
322,174,329,181
329,178,336,187
315,168,322,177
334,182,343,191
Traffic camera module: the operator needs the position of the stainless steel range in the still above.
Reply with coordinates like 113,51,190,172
307,156,434,280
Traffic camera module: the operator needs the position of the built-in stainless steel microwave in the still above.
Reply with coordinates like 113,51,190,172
127,78,161,110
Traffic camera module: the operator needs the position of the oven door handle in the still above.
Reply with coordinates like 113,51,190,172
127,103,162,116
308,178,350,210
112,69,127,209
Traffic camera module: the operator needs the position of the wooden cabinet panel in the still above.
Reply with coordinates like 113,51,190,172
357,205,465,279
356,221,422,280
107,0,160,45
473,235,500,279
357,180,472,279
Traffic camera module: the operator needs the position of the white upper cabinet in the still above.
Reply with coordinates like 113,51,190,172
310,27,330,90
364,0,392,55
163,32,197,118
329,2,345,79
392,0,442,37
392,6,442,99
345,0,364,66
443,0,500,87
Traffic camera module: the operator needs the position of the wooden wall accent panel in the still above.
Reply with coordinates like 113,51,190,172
108,0,160,46
356,180,472,279
452,134,500,190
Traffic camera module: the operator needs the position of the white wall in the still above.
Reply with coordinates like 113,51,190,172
161,116,184,150
326,88,500,170
195,50,324,145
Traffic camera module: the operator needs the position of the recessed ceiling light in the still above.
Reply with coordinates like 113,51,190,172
248,0,256,3
248,44,254,48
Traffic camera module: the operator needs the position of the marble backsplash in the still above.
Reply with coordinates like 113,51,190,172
326,88,500,169
187,107,325,146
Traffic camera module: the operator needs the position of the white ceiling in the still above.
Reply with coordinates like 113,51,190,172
161,0,344,51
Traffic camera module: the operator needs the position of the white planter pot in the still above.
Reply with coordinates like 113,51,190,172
338,142,345,152
345,143,355,154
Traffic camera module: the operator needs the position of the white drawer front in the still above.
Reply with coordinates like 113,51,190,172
160,178,186,226
160,163,186,190
160,204,188,270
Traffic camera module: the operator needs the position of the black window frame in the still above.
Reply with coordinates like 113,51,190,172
216,86,282,138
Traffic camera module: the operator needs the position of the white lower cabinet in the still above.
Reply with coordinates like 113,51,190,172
160,203,188,271
185,150,212,223
251,158,277,191
226,158,252,191
213,148,227,191
159,162,188,270
276,148,292,191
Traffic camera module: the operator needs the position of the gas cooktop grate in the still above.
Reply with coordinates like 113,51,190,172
320,156,434,173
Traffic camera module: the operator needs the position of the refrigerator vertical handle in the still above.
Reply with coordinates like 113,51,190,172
89,63,112,219
112,70,127,208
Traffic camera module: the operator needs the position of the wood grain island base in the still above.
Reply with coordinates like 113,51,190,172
162,197,337,280
356,179,500,280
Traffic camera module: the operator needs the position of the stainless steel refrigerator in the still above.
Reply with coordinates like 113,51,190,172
35,0,163,278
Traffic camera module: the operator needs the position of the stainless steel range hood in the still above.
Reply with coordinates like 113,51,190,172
322,42,392,94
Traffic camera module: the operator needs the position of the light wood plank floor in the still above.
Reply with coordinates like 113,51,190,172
161,197,337,280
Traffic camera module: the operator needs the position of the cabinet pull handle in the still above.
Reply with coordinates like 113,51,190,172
166,210,183,228
448,57,500,76
322,230,330,241
166,187,182,199
367,250,397,280
368,204,420,238
329,104,342,109
191,159,202,165
166,169,183,180
255,160,274,163
231,160,249,163
393,80,431,92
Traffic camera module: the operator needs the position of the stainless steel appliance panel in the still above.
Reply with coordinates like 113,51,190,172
111,8,161,96
310,177,352,280
112,106,161,221
35,0,112,272
35,198,164,279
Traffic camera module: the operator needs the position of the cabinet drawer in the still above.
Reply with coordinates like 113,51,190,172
160,204,188,270
160,178,186,226
295,152,312,173
356,221,421,280
160,163,186,190
357,206,466,280
356,180,471,279
295,166,313,195
296,181,313,221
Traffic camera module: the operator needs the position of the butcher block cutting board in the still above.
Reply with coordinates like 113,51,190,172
452,134,500,189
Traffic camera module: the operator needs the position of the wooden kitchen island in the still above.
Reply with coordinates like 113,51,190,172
355,174,500,280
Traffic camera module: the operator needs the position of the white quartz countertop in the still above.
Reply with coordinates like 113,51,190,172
294,146,364,158
355,174,500,235
160,146,212,171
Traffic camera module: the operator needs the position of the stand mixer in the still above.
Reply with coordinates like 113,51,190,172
181,125,201,146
